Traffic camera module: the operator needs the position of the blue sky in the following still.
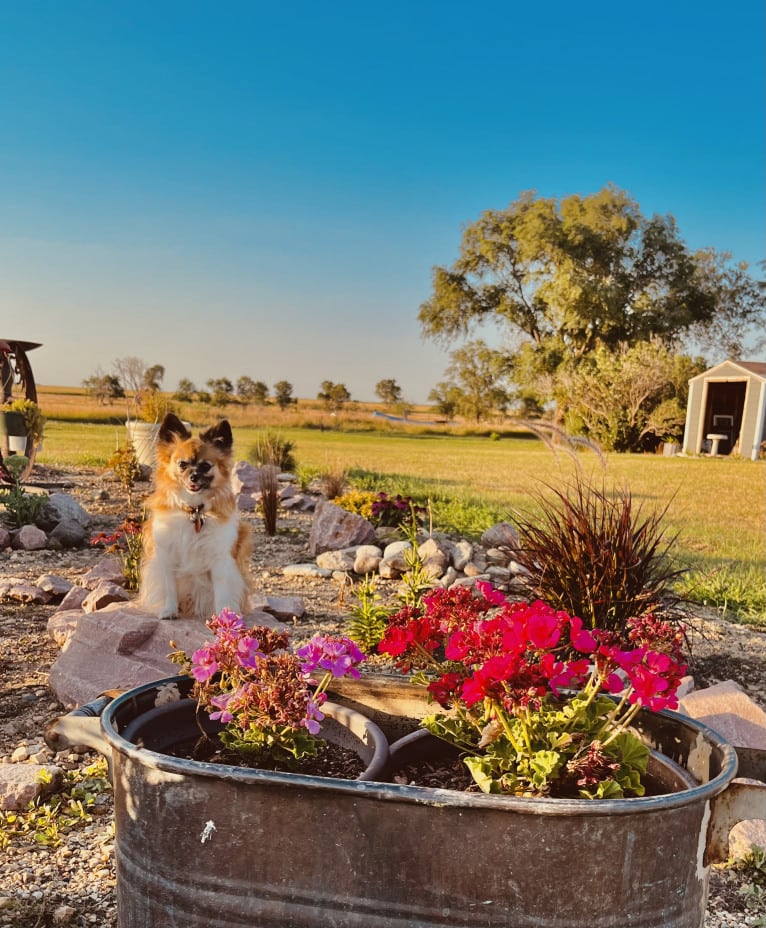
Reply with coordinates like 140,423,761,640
1,1,763,403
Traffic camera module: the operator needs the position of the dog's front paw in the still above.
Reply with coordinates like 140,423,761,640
158,610,179,621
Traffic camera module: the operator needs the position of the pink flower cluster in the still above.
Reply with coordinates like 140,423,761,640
379,582,687,716
189,609,365,738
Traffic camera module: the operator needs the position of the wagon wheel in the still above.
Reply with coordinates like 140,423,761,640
1,339,42,483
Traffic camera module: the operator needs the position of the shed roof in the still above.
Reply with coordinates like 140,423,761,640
689,359,766,383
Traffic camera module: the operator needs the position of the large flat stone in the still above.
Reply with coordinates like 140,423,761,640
48,602,286,709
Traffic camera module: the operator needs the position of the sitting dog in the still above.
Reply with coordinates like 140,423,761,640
139,414,252,619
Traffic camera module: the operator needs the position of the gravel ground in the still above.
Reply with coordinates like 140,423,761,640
1,464,765,928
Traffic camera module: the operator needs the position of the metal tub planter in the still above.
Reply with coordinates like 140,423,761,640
48,674,766,928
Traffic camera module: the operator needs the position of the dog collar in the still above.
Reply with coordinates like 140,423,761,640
185,504,205,533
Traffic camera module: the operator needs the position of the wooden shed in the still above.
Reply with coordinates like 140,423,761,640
682,359,766,460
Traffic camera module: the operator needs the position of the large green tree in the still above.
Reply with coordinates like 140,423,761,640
419,186,764,413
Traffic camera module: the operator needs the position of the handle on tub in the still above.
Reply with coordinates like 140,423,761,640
706,745,766,863
44,691,121,758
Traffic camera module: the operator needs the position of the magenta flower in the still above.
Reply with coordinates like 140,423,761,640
191,645,219,682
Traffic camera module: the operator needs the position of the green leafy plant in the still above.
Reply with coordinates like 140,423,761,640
0,758,110,850
170,610,365,767
733,846,766,924
379,583,687,799
247,431,296,472
347,576,393,652
0,455,49,528
511,477,685,636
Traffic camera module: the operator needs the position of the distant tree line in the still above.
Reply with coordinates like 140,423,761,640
81,188,764,454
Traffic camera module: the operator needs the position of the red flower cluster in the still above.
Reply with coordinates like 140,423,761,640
378,581,687,716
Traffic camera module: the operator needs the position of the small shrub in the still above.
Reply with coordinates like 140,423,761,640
295,464,320,492
0,758,110,850
320,465,348,500
333,489,377,520
371,492,427,530
0,455,49,528
247,432,296,472
109,444,142,505
510,476,685,638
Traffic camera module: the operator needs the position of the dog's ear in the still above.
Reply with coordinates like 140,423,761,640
158,414,191,444
201,420,233,452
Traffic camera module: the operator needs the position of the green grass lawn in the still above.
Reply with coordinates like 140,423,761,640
36,420,766,622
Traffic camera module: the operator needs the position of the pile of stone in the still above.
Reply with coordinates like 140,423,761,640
291,498,528,592
0,492,92,552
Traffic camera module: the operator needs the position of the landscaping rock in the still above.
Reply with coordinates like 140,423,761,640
0,526,10,549
81,558,126,590
47,609,83,647
282,563,333,579
55,585,89,613
0,763,63,811
480,521,520,549
47,519,89,548
3,580,52,604
316,548,357,572
309,500,376,555
82,582,131,612
450,539,474,572
680,680,766,750
36,574,74,599
353,545,383,575
12,524,48,550
39,493,91,530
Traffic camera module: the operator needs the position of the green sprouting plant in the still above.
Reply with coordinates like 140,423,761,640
511,476,685,637
397,525,435,607
0,758,111,850
347,575,393,653
295,464,320,492
247,431,296,472
0,455,49,528
733,846,766,923
347,517,436,652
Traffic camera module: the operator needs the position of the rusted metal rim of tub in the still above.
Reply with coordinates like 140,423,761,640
99,675,739,816
99,675,390,785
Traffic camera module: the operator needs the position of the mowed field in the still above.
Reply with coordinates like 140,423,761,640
32,387,765,620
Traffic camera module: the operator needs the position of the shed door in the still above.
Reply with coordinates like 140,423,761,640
704,381,747,453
